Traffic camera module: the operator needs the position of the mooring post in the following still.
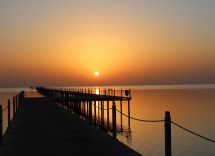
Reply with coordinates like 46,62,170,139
8,100,11,128
0,105,2,140
165,111,172,156
112,101,116,139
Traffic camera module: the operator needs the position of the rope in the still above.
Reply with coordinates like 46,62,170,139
171,121,215,143
116,109,164,122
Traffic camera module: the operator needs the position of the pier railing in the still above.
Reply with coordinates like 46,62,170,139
0,91,25,139
37,87,215,156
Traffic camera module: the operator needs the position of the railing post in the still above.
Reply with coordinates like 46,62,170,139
165,111,172,156
8,100,11,128
0,105,2,140
112,101,116,139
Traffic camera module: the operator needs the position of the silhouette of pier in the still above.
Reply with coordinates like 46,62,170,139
0,89,140,156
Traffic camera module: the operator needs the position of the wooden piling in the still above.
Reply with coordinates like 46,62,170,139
165,111,172,156
16,95,18,112
107,101,110,128
112,101,116,139
128,100,131,130
13,97,15,118
8,100,11,128
89,101,92,121
0,105,2,140
120,100,123,132
101,101,104,127
94,101,96,125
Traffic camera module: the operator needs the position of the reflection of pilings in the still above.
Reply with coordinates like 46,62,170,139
128,100,131,131
120,100,123,132
98,101,100,125
107,100,110,128
86,101,89,119
81,101,84,117
101,101,104,127
94,100,96,125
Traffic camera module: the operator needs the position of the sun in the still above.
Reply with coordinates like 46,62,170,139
94,71,100,77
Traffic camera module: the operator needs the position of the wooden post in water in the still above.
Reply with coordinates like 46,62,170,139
89,101,92,121
112,101,116,139
86,101,89,119
120,102,123,132
98,101,100,125
94,100,96,125
16,95,18,112
0,105,2,140
101,101,104,127
120,89,123,131
165,111,172,156
128,100,131,131
8,100,11,128
107,100,110,128
13,97,15,118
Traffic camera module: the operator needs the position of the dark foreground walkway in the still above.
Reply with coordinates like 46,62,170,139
0,97,141,156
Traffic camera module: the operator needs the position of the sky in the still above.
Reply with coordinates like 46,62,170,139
0,0,215,87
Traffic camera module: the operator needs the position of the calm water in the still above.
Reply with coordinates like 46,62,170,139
116,88,215,156
1,85,215,155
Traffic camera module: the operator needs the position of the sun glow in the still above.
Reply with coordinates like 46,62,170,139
94,71,100,77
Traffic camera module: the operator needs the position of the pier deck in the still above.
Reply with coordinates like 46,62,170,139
0,93,141,156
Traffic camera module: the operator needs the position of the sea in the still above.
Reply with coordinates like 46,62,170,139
0,84,215,156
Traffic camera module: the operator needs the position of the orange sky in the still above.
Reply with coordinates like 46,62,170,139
0,1,215,87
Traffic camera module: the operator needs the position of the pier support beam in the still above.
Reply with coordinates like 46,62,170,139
0,105,2,140
107,101,110,128
8,100,11,128
128,100,130,131
13,97,15,118
89,101,92,121
94,101,97,125
112,101,116,139
120,100,123,132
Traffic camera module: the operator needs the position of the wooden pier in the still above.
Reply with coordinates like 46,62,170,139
0,89,141,156
37,87,132,136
